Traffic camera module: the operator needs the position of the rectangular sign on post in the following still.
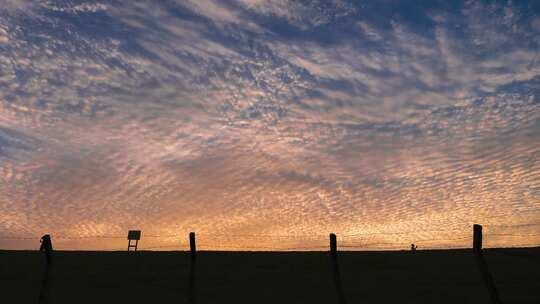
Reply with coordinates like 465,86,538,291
128,230,141,240
127,230,141,251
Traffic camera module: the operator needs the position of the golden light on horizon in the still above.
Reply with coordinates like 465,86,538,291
1,1,540,251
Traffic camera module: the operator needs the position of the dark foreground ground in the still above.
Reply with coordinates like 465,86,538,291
1,248,539,304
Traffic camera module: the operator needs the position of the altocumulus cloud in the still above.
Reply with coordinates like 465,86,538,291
0,0,539,250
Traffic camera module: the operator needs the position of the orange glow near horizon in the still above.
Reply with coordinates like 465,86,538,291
1,1,540,251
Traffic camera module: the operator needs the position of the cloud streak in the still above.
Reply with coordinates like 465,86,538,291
0,0,539,250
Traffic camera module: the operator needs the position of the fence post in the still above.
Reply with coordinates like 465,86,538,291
472,224,502,304
189,232,196,261
473,224,482,254
188,232,197,304
330,233,337,258
39,234,53,265
38,234,53,304
329,233,346,304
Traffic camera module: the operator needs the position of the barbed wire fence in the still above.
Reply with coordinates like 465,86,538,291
1,222,539,252
10,222,536,304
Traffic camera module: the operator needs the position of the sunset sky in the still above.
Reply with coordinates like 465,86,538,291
1,0,539,251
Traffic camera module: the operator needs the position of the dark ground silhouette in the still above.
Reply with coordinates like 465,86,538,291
1,248,540,304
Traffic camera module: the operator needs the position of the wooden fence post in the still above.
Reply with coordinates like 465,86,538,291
473,224,482,254
188,232,197,304
38,234,53,304
329,233,346,304
39,234,53,265
472,224,502,304
189,232,196,261
330,233,337,258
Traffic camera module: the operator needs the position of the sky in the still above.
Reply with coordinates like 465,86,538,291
0,0,539,251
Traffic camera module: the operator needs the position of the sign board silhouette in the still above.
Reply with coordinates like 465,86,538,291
128,230,141,240
127,230,141,251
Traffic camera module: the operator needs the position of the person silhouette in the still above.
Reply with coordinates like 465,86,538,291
411,243,417,252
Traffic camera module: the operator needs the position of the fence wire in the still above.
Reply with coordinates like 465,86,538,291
1,222,539,251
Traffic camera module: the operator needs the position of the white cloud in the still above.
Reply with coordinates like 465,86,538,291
0,0,36,13
237,0,357,29
357,21,382,41
0,25,8,43
1,1,539,249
